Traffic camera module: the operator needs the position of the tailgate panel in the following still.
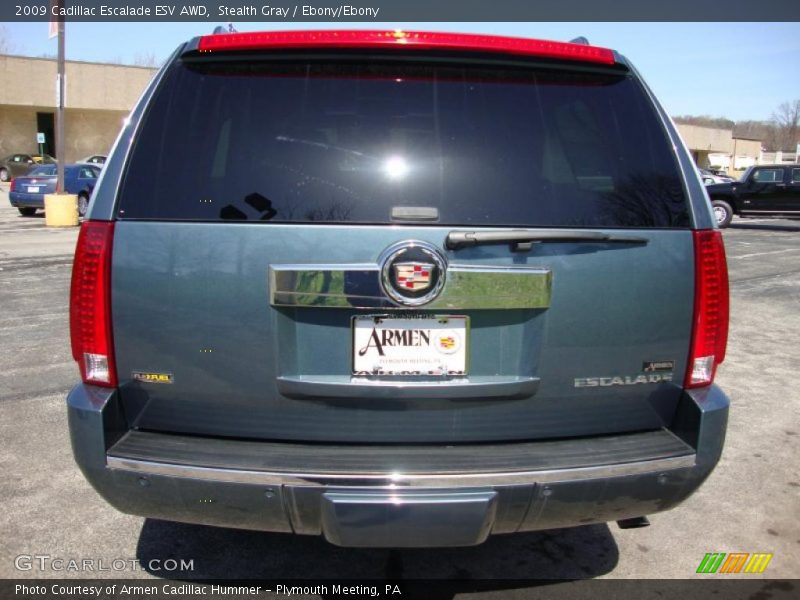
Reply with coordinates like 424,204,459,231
112,222,692,443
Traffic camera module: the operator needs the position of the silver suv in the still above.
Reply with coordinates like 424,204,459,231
67,30,730,548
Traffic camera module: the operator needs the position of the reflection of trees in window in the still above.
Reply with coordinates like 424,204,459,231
304,202,353,222
600,174,689,228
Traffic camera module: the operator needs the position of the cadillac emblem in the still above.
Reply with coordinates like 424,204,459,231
394,262,434,292
379,241,447,306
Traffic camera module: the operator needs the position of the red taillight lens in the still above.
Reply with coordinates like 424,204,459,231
685,230,729,388
70,221,117,387
9,178,15,192
197,30,616,65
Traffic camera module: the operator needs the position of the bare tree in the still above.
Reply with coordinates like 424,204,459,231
133,51,160,67
0,24,15,54
673,115,735,130
771,100,800,152
734,120,777,151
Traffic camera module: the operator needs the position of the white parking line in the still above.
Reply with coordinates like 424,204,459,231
730,248,800,260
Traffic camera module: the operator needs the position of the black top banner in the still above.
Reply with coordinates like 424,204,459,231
3,0,800,22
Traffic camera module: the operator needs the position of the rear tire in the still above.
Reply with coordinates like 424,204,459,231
18,207,37,217
0,168,8,182
711,199,733,228
78,194,89,217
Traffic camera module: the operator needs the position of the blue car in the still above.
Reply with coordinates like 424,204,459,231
9,164,100,217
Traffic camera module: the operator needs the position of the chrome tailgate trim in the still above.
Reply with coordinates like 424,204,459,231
270,264,552,310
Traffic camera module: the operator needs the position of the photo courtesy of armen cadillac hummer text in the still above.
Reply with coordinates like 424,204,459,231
67,29,730,548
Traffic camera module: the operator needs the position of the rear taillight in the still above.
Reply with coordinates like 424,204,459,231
9,178,15,192
685,230,729,388
70,221,117,387
197,30,616,65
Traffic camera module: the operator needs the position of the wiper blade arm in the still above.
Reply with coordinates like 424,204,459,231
445,229,649,251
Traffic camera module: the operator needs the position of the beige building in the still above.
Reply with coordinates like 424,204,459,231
675,123,762,176
0,55,156,163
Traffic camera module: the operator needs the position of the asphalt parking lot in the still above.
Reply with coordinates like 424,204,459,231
0,187,798,588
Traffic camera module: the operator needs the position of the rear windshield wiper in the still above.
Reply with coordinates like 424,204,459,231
445,230,649,251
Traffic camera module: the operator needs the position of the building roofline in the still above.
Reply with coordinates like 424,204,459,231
0,53,158,71
673,123,732,131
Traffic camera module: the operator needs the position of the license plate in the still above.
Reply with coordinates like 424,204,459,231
27,186,40,193
353,315,468,376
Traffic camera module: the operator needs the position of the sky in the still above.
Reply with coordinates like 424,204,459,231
3,21,799,122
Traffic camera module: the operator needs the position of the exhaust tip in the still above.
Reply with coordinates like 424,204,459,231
617,516,650,529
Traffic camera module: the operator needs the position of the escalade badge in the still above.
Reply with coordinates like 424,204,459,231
379,241,447,306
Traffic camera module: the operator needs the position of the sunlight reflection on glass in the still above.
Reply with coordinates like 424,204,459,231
383,156,409,180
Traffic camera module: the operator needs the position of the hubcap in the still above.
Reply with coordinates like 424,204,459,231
713,206,727,224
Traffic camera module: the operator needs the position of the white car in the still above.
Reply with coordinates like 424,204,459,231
699,168,734,185
77,154,107,166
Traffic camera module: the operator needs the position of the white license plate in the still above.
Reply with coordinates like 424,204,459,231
353,315,468,376
27,186,40,193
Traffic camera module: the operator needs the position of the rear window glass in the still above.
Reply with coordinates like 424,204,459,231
118,60,689,228
29,166,56,176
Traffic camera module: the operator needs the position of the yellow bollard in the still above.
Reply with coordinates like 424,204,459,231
44,193,79,227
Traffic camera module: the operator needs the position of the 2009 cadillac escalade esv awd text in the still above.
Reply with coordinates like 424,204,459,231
67,30,730,548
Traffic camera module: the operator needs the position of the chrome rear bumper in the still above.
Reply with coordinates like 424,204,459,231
106,452,696,488
68,383,728,547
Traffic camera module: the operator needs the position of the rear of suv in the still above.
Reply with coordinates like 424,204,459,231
67,30,730,548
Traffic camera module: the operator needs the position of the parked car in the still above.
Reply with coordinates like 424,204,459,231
699,168,735,185
0,153,59,183
700,174,717,186
706,164,800,227
78,154,107,166
67,30,730,548
0,154,37,182
9,164,100,216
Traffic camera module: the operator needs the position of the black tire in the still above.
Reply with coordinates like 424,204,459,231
18,207,37,217
78,193,89,217
0,168,8,182
711,199,733,228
